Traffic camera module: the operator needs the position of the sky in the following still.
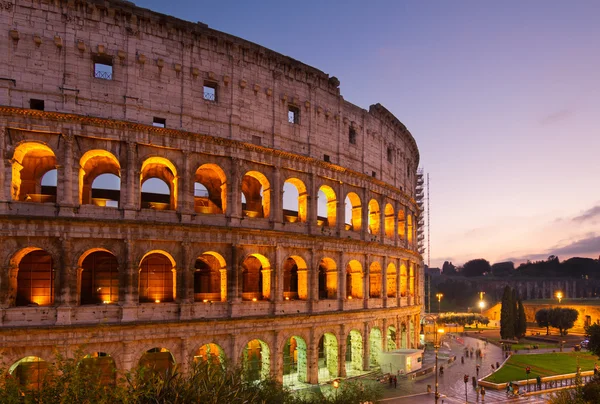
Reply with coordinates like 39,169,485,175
134,0,600,268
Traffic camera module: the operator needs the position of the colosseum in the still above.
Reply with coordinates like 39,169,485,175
0,0,423,388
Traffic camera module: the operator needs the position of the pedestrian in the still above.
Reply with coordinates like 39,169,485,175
475,386,480,402
389,375,393,388
461,355,464,364
472,376,477,388
481,386,486,402
491,364,494,371
394,375,397,388
496,361,500,369
476,364,480,377
536,375,541,390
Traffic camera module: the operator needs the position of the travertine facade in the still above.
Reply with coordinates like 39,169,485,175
0,0,423,385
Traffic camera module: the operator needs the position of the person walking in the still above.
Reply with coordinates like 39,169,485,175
461,356,464,364
480,386,486,402
393,375,397,388
536,375,542,391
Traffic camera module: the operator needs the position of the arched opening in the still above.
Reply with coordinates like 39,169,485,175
194,343,226,366
400,263,408,297
386,263,397,298
139,348,175,377
283,256,308,300
241,254,270,301
17,249,54,306
369,328,382,369
80,250,119,305
194,164,226,214
317,333,338,383
409,263,415,297
407,214,413,244
318,257,337,300
283,336,308,387
397,209,406,240
194,252,226,302
401,324,408,349
139,252,175,303
368,199,380,235
80,352,116,385
345,330,363,376
409,318,416,349
384,203,395,238
9,356,49,390
317,185,336,228
79,150,121,207
140,157,177,210
11,142,57,203
241,171,270,218
369,262,382,298
345,260,363,299
283,178,307,223
387,326,397,350
344,192,362,232
242,339,270,382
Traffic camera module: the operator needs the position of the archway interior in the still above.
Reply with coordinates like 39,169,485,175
387,326,397,350
195,164,226,214
317,185,336,228
369,328,382,369
344,192,362,232
369,262,382,298
241,254,270,301
367,199,380,235
17,250,54,306
400,264,408,297
9,356,48,390
80,352,116,385
397,209,406,239
194,253,224,302
401,324,408,349
139,253,174,303
81,251,119,304
318,258,337,300
241,171,270,218
139,348,175,377
80,150,121,207
407,214,413,243
12,142,57,203
140,157,177,210
317,333,338,383
194,343,225,366
386,263,397,298
283,178,307,223
243,339,270,382
345,330,363,376
384,203,395,238
346,260,363,299
283,336,307,386
283,256,307,300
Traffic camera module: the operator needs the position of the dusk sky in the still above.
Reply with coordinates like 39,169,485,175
136,0,600,268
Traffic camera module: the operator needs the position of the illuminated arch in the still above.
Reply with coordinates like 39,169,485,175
345,329,363,376
317,185,337,228
283,255,308,301
318,257,337,300
384,203,395,238
9,356,49,390
283,336,308,386
195,163,227,214
344,192,362,232
79,149,121,206
369,262,382,298
242,339,270,382
80,352,116,385
346,260,363,299
409,262,415,297
407,214,413,244
317,333,338,382
386,263,397,298
16,249,54,306
139,348,175,377
194,251,227,302
241,253,271,301
79,249,119,305
11,142,57,203
369,327,382,368
400,263,408,297
368,199,380,235
241,171,270,218
140,156,178,210
397,209,406,239
194,343,226,366
283,178,307,223
139,251,176,303
387,326,397,350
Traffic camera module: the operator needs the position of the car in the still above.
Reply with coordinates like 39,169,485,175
581,339,589,348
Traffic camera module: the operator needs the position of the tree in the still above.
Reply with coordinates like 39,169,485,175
439,313,489,326
461,259,491,277
491,261,514,277
442,261,457,275
516,299,527,338
585,322,600,357
549,307,579,336
536,308,551,335
500,286,514,339
512,289,519,338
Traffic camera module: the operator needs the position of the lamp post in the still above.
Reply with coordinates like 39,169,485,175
436,293,444,313
463,374,469,403
423,314,444,403
332,379,339,399
556,291,563,304
478,300,485,314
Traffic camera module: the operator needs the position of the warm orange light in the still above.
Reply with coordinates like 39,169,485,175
252,298,257,302
478,301,485,309
103,300,111,304
285,296,290,301
556,291,563,303
436,293,443,301
348,296,353,300
438,328,445,334
203,299,208,303
333,380,339,389
155,299,161,303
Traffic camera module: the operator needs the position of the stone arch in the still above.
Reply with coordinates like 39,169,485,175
8,356,49,390
344,192,362,232
194,163,227,214
368,199,380,235
282,255,308,301
369,262,382,298
407,214,413,244
397,209,406,239
384,203,395,238
369,327,382,368
241,253,271,301
14,248,55,307
282,335,308,387
138,251,176,303
80,352,117,385
400,323,408,349
194,251,227,302
283,178,307,223
139,347,176,376
11,142,57,203
387,325,397,350
242,339,270,382
318,257,337,300
400,263,408,297
140,156,178,210
241,170,270,218
317,185,336,228
409,318,416,349
317,332,338,382
386,263,397,298
345,260,363,299
193,343,226,366
409,263,415,297
79,149,121,206
79,249,119,305
345,329,363,376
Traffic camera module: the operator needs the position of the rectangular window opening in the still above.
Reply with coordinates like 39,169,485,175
203,82,217,101
93,55,113,80
324,154,331,163
349,127,357,144
372,171,377,178
288,106,300,124
252,135,262,146
387,147,393,163
153,117,166,128
30,99,45,111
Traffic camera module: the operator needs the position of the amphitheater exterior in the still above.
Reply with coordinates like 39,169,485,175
0,0,424,386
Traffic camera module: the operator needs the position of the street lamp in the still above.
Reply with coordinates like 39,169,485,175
556,291,563,304
423,314,444,403
332,379,339,399
436,293,444,313
478,300,486,314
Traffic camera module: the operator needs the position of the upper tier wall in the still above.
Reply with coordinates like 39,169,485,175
0,0,420,198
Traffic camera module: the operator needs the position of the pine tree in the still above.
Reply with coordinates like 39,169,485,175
512,289,519,338
500,285,514,339
517,299,527,338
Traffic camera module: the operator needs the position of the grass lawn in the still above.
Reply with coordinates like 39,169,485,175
486,337,558,351
484,352,598,384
